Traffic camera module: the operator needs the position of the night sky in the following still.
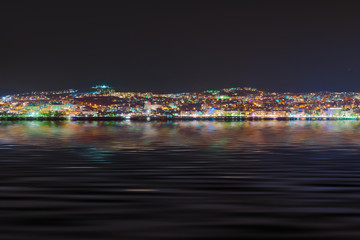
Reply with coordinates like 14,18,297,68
2,1,360,93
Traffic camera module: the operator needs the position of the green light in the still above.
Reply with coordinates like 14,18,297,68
92,85,112,89
218,96,229,100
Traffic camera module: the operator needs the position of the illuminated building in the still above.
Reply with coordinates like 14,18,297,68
92,85,115,95
1,85,360,119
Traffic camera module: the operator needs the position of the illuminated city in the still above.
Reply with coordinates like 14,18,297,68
5,1,360,239
2,85,360,120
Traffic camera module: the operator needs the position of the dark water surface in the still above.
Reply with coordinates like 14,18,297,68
1,121,360,239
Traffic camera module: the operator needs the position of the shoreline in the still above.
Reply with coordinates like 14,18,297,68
0,116,358,121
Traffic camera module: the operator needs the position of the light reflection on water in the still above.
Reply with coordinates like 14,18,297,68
2,120,360,151
1,121,360,239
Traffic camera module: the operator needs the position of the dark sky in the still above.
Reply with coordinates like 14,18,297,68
2,1,360,93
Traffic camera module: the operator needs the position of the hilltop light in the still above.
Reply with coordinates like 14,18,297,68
92,85,112,89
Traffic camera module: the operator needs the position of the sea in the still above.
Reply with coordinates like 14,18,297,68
1,120,360,239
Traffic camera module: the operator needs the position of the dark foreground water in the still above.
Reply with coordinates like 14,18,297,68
2,121,360,239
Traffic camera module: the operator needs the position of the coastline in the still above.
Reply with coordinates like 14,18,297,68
0,116,358,121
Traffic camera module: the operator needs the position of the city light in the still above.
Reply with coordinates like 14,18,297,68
0,85,359,120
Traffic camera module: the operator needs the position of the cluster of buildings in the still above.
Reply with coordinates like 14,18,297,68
1,85,360,119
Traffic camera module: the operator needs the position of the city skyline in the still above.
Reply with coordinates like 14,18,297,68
1,84,360,120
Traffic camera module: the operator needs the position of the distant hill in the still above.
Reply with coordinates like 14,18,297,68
0,89,18,96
